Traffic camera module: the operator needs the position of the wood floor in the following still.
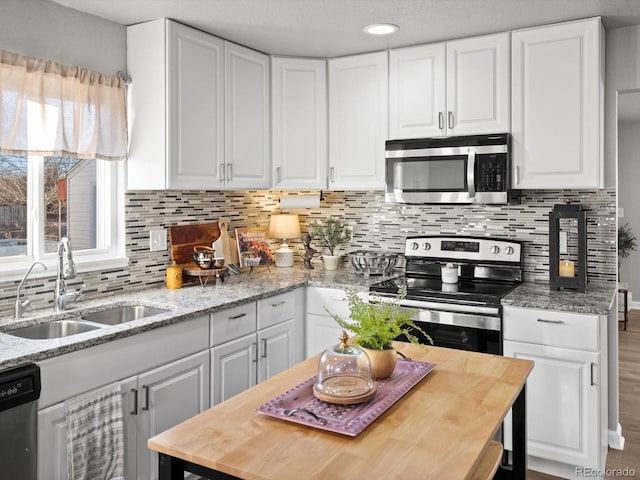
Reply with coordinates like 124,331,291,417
527,310,640,479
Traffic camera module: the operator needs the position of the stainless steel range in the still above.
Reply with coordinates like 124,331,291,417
369,236,523,355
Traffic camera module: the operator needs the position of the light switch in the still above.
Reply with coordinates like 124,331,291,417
150,229,167,252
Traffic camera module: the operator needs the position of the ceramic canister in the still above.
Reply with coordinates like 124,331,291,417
441,263,459,284
166,261,183,289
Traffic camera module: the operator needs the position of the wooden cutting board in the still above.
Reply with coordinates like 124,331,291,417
214,218,239,265
168,223,220,265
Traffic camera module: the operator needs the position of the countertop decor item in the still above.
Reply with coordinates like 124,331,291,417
310,216,347,270
268,214,301,268
440,263,459,283
257,359,435,436
314,331,376,404
301,233,318,269
549,204,587,292
349,251,399,276
326,286,432,379
235,227,273,268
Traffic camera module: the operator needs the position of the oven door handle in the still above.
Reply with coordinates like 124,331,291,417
467,148,476,199
370,294,501,316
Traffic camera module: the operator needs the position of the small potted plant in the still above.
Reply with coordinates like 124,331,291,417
310,217,346,270
326,286,432,378
618,222,637,278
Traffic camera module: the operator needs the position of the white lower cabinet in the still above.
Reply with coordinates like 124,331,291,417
38,351,210,480
502,305,607,479
210,289,304,405
37,316,210,480
305,286,367,357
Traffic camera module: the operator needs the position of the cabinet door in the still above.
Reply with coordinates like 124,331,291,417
389,43,446,139
503,341,600,467
225,41,271,189
211,333,257,405
446,32,510,136
37,377,137,480
512,18,603,188
272,57,327,189
328,51,388,190
137,350,210,480
257,319,296,383
167,21,225,189
306,313,344,358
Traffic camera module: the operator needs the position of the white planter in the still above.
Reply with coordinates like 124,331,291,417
323,255,341,270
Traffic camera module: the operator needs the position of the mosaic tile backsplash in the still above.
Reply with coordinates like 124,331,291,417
0,188,616,319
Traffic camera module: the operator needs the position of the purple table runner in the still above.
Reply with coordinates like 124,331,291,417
256,360,436,437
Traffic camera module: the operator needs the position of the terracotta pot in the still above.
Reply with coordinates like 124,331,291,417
361,346,397,379
323,254,341,270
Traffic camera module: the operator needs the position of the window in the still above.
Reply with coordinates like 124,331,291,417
0,153,124,275
0,49,128,278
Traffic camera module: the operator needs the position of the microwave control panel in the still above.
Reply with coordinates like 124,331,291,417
477,155,507,192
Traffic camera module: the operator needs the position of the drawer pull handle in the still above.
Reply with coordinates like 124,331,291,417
229,313,247,320
131,388,138,415
252,342,258,363
536,318,563,324
271,301,286,307
142,385,150,411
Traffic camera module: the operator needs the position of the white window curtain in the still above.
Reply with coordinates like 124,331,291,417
0,49,127,160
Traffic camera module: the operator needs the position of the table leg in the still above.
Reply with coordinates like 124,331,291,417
511,383,527,479
158,453,184,480
497,383,527,480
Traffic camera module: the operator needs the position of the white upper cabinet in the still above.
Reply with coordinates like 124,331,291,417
224,42,271,189
511,17,604,189
127,19,224,190
328,51,388,190
389,43,446,139
389,32,510,139
271,57,327,189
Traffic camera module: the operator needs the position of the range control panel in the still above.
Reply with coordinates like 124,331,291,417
404,236,522,264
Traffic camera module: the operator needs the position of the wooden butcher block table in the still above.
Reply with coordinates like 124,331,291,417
148,344,533,480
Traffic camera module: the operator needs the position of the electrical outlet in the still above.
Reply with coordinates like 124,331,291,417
150,229,167,252
344,225,354,242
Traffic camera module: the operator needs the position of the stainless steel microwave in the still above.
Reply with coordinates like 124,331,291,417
385,133,513,204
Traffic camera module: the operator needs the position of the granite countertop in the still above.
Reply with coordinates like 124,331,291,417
0,265,397,370
0,265,618,370
502,282,617,316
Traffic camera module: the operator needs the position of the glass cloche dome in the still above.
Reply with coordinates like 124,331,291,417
313,331,377,404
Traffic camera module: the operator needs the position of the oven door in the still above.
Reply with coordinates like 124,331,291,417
378,296,503,355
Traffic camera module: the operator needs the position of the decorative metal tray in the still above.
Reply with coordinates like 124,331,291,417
256,360,436,437
348,250,400,276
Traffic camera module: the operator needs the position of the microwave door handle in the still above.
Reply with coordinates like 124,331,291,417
467,148,476,198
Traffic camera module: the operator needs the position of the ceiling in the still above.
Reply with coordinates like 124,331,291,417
49,0,640,58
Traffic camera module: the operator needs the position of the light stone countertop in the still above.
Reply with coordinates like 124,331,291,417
502,282,617,316
0,265,397,370
0,266,618,370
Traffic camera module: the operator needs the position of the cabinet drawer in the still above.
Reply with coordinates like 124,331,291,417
503,306,599,351
210,303,257,346
307,286,365,317
257,291,295,330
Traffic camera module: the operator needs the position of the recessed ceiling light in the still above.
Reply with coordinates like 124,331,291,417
364,23,399,35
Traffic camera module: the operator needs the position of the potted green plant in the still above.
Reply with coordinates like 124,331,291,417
310,217,346,270
618,223,638,279
326,286,432,378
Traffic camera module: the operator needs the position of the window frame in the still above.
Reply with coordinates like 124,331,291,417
0,155,127,281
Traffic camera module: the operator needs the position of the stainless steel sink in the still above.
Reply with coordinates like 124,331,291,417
81,305,169,325
6,319,103,340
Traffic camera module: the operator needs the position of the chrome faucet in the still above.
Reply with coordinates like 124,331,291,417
15,261,48,319
54,237,85,312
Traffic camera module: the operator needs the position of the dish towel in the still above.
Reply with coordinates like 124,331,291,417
65,383,125,480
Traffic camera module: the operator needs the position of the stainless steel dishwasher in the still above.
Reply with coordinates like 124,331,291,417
0,363,41,480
